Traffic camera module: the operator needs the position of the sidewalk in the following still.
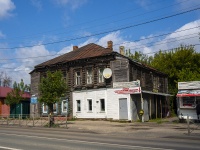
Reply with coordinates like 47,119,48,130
65,117,200,139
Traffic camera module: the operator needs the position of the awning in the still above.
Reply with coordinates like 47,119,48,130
142,90,172,96
176,93,200,97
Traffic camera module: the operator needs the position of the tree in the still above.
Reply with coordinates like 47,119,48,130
38,70,67,124
128,45,200,115
129,51,153,65
5,79,29,105
0,71,12,87
150,45,200,95
150,45,200,115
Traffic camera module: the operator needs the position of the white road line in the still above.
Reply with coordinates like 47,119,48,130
0,133,174,150
0,146,22,150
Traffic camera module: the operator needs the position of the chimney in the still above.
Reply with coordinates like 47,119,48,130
73,46,78,51
119,46,125,55
107,41,113,50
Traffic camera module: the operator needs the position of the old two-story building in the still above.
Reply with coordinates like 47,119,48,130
30,41,170,121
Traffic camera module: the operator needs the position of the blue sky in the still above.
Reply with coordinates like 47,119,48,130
0,0,200,85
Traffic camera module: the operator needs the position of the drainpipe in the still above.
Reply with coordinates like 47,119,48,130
141,91,144,122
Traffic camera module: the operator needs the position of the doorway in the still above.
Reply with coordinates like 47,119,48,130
119,98,128,120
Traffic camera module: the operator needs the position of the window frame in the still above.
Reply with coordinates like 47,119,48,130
86,68,93,84
100,99,105,112
77,100,81,112
98,68,104,83
87,99,92,112
75,71,81,85
42,103,57,114
180,97,196,108
62,100,68,113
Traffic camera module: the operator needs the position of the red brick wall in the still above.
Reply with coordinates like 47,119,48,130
0,99,2,114
0,99,10,117
1,104,10,117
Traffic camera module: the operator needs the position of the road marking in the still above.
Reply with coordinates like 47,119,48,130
0,133,174,150
0,146,22,150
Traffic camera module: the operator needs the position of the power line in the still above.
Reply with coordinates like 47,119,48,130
0,7,199,50
0,26,199,61
0,0,168,41
143,43,200,55
129,34,199,51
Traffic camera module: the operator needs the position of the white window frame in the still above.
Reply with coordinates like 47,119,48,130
87,68,93,84
62,100,68,113
42,103,57,113
43,104,48,113
180,97,196,108
77,100,81,112
87,99,92,111
98,68,104,83
100,99,105,112
75,71,81,85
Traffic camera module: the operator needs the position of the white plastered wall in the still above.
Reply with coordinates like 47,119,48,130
72,88,132,120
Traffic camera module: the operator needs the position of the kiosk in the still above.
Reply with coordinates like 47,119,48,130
177,81,200,120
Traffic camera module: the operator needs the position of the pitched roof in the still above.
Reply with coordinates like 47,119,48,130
36,43,113,68
0,87,31,98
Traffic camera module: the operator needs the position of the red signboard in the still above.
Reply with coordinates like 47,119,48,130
114,87,141,94
176,93,200,97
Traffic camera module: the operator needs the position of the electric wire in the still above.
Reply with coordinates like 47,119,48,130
0,25,198,61
0,7,199,50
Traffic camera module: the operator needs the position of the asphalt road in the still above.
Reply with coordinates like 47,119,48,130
0,126,200,150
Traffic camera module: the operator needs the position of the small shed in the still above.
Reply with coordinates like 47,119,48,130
0,87,31,117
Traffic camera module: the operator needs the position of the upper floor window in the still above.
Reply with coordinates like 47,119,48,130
75,71,81,85
87,68,93,84
98,68,104,83
153,76,159,89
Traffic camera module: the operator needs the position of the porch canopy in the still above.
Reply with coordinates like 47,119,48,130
142,90,172,96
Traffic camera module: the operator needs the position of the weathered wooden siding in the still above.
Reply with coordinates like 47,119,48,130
111,57,129,82
30,71,40,96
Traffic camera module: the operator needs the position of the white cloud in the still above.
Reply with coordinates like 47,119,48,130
176,0,200,10
0,31,6,38
53,0,87,10
3,19,200,85
149,19,200,54
135,0,152,10
31,0,42,11
58,44,73,54
0,0,15,20
1,44,53,85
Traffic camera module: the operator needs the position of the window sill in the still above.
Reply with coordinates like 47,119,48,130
76,111,81,113
99,111,105,113
87,111,93,113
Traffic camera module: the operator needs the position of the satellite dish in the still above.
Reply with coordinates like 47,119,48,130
103,68,112,79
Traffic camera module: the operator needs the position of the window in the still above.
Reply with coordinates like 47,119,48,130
77,100,81,112
75,71,81,85
88,99,92,111
87,68,93,84
181,97,195,108
153,76,159,89
42,103,57,113
43,104,48,113
98,68,104,83
53,103,57,113
100,99,105,111
62,100,68,113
